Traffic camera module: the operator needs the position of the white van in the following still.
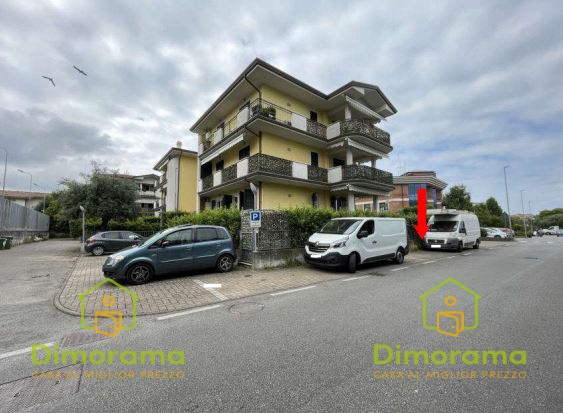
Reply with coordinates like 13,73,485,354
424,209,481,251
304,217,408,273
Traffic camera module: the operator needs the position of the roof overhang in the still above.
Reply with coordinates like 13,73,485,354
393,175,448,190
190,58,397,134
153,148,197,171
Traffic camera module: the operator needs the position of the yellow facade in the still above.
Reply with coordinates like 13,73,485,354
261,132,330,168
260,183,330,209
178,155,198,212
259,85,330,125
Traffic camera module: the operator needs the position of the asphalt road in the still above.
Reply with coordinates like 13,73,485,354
1,237,562,412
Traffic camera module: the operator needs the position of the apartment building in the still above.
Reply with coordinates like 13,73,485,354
356,170,447,212
103,173,161,215
190,58,397,211
153,144,198,212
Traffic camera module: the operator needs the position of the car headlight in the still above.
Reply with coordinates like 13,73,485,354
107,254,125,266
331,237,349,248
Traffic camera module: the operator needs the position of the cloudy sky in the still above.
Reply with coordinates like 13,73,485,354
1,0,562,211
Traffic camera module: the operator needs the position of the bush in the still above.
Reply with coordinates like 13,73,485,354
69,217,102,238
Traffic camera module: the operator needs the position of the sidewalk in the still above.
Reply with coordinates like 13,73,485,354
54,246,478,317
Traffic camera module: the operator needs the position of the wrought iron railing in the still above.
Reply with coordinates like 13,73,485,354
340,119,391,145
341,165,393,185
249,153,292,176
307,165,327,182
221,163,237,184
201,175,213,191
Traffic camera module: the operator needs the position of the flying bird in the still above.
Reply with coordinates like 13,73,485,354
41,76,55,87
73,65,87,76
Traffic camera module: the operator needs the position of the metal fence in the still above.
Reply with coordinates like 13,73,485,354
0,197,50,232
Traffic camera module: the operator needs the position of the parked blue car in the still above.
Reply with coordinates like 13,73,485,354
102,225,235,284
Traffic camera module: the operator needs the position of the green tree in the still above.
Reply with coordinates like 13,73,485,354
485,197,503,217
59,165,139,227
443,185,473,211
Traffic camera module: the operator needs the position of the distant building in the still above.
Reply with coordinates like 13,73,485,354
1,190,49,209
153,144,198,212
356,170,447,212
102,173,161,216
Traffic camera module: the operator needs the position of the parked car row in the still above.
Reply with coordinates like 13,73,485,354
92,210,486,284
482,227,513,239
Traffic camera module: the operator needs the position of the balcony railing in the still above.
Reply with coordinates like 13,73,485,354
200,98,327,153
327,164,393,185
199,153,393,192
327,119,391,146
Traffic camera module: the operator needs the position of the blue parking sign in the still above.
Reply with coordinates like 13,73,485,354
250,211,261,227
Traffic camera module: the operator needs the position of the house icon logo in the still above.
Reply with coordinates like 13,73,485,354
419,278,481,337
77,278,139,337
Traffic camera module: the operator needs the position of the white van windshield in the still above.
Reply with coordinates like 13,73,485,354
319,219,362,235
429,221,458,232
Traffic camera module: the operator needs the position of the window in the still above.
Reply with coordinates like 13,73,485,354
379,202,388,212
310,111,318,122
310,152,319,167
363,204,372,211
215,160,224,172
432,188,437,208
196,228,220,242
102,232,121,239
239,146,250,160
333,158,345,167
164,229,192,246
359,220,375,235
312,193,319,208
408,183,427,206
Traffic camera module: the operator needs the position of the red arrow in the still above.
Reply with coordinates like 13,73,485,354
413,188,430,238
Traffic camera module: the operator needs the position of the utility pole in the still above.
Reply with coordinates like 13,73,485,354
79,205,85,253
33,183,46,213
17,169,33,207
529,200,533,234
520,190,527,237
503,166,512,230
0,146,6,199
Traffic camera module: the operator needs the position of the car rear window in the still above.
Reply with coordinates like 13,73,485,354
197,228,220,242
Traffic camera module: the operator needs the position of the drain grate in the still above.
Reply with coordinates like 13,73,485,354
61,330,111,347
0,365,83,412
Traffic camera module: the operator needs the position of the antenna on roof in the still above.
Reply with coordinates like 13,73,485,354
176,140,183,148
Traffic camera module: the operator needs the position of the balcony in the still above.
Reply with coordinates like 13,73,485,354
327,119,391,146
200,98,327,154
328,165,393,186
199,153,392,193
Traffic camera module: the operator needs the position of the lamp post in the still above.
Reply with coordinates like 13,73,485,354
0,146,6,228
0,146,6,199
79,205,85,252
503,166,512,230
528,200,533,234
33,183,46,213
520,189,527,238
17,169,33,207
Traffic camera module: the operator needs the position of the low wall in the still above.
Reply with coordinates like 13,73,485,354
0,230,49,246
240,210,296,268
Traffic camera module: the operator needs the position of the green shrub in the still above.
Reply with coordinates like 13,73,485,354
69,217,102,238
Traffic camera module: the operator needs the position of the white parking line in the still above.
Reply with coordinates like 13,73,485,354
156,304,222,320
271,285,316,296
342,275,369,282
391,266,410,272
194,279,228,301
421,260,436,264
0,342,56,360
462,253,472,256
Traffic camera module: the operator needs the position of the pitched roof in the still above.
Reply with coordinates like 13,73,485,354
2,190,49,199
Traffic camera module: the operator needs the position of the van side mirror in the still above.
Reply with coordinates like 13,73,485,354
357,230,369,239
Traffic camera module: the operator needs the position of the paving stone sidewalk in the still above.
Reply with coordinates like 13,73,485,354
55,256,348,317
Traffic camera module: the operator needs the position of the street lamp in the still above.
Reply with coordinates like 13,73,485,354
503,166,512,230
79,205,85,252
0,146,7,199
520,189,527,238
17,168,33,207
33,183,46,213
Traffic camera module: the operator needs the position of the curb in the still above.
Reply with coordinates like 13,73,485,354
52,255,83,317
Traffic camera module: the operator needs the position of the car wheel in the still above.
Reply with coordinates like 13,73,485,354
457,241,463,252
127,263,153,285
92,246,105,256
394,248,405,264
216,254,234,273
473,239,480,249
347,253,357,273
494,235,501,239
